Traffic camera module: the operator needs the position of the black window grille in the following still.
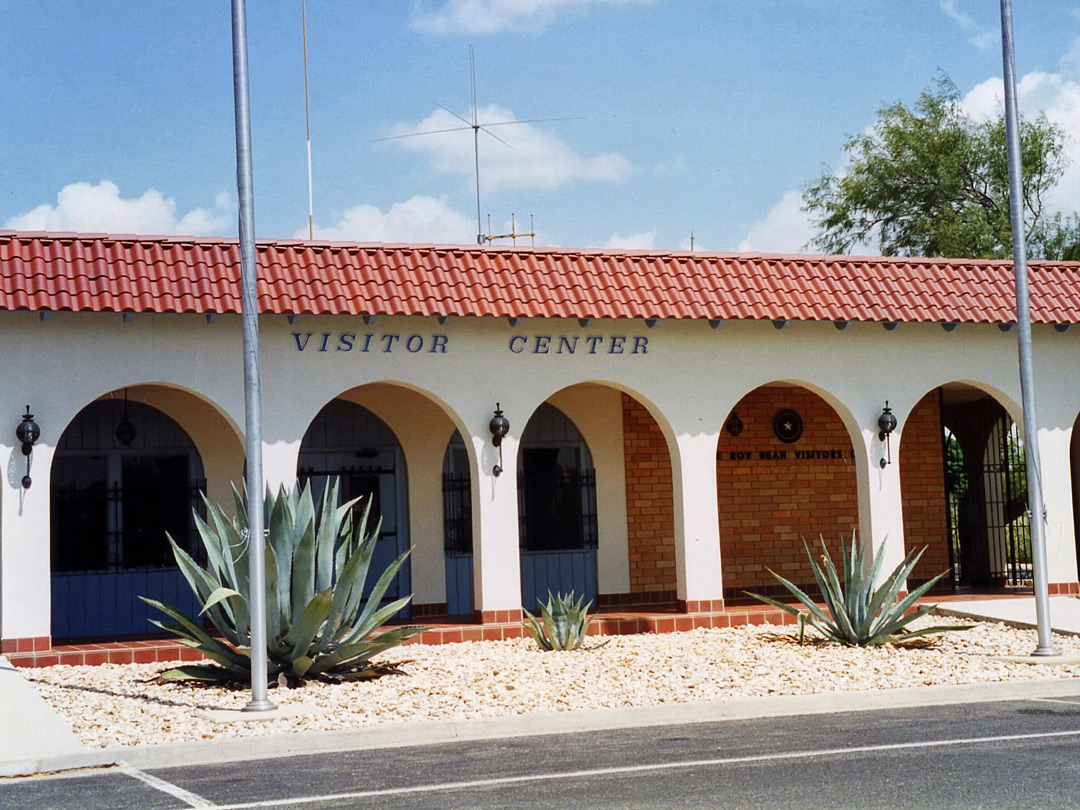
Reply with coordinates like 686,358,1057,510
442,472,473,556
518,469,598,552
51,475,207,573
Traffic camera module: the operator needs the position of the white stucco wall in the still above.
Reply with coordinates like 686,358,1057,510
3,309,1079,640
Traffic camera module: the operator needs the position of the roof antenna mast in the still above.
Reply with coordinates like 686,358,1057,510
470,46,482,245
301,0,314,240
373,47,581,246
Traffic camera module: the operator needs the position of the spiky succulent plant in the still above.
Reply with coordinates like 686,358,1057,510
523,591,604,651
141,478,426,683
747,532,967,646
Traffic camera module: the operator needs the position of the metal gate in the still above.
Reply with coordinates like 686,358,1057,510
441,404,601,616
297,399,410,617
944,404,1031,588
50,398,208,640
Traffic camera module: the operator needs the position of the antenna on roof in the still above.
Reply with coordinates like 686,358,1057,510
485,213,535,247
689,231,695,251
301,0,314,240
373,46,581,246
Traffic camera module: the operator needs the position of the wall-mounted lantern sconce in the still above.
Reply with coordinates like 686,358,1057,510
115,388,137,446
489,403,510,476
725,411,744,437
16,406,40,489
878,401,897,468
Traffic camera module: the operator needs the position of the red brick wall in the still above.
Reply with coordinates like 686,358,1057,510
621,394,677,594
717,387,858,595
900,391,951,586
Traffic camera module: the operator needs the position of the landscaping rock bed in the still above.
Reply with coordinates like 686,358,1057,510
23,617,1080,749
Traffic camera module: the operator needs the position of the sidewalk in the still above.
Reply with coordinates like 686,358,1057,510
4,596,1080,779
934,595,1080,637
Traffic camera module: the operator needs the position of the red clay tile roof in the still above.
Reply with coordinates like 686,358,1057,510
2,230,1080,325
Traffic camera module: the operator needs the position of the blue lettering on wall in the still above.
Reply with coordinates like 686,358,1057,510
290,330,650,358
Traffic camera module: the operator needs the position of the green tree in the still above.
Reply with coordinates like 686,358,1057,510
804,77,1080,260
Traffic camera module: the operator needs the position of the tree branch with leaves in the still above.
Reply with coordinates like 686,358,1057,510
803,76,1080,260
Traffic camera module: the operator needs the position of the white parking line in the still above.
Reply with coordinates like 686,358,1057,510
1030,697,1080,706
203,727,1080,809
122,767,217,809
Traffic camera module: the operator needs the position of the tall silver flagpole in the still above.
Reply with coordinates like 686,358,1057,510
231,0,277,709
999,0,1058,656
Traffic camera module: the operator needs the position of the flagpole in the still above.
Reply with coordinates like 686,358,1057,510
231,0,277,709
999,0,1058,657
302,0,314,240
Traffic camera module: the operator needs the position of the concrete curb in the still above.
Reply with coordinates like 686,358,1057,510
0,657,105,778
104,676,1080,772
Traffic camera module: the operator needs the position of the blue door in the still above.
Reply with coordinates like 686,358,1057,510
51,398,206,640
443,403,599,616
298,400,410,617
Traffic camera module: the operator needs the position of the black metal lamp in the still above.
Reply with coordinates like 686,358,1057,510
878,401,897,468
489,403,510,476
16,405,40,489
725,410,744,437
115,388,137,446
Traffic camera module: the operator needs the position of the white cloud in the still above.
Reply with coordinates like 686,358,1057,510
384,105,632,192
411,0,657,34
938,0,996,51
1062,36,1080,79
961,71,1080,214
303,195,477,244
737,190,819,254
604,230,656,250
4,181,232,236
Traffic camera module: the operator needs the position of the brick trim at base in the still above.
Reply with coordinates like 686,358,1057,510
473,609,524,625
1049,582,1080,595
0,635,51,655
677,599,726,614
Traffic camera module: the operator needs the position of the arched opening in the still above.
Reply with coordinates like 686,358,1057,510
51,395,206,640
517,402,598,610
441,431,472,616
297,398,410,613
717,384,858,600
938,385,1029,588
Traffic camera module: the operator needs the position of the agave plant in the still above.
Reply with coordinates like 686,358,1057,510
141,478,427,683
523,591,605,651
747,532,968,646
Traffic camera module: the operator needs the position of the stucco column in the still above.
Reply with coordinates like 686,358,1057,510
548,386,630,597
856,427,907,584
671,431,724,611
262,440,301,492
398,437,452,610
1036,427,1079,591
470,432,523,622
1,442,53,647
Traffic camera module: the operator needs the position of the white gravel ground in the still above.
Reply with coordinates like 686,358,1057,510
22,617,1080,750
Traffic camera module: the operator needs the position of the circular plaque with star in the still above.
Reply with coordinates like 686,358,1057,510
772,409,804,444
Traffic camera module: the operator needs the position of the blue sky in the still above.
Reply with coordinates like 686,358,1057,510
2,1,1078,253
